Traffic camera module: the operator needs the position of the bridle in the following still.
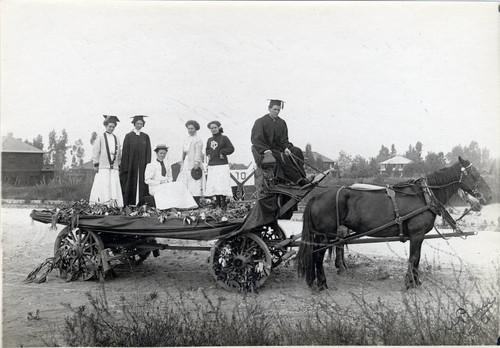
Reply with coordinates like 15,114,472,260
459,163,485,203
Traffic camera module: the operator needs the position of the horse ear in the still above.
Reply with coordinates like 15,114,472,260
458,156,465,165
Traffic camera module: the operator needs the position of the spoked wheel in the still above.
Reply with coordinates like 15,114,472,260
210,233,272,292
54,227,104,281
257,224,288,269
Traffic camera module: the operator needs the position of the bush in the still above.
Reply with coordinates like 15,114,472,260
2,174,93,202
54,267,499,346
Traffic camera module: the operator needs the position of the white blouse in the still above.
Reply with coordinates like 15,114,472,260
144,159,173,188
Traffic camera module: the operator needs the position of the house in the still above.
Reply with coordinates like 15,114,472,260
378,156,414,177
69,160,95,181
70,160,94,175
1,133,54,185
307,151,336,170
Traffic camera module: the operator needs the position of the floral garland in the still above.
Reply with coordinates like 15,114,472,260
46,199,254,230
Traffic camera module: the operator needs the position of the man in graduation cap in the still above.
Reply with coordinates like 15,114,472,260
120,115,152,206
251,99,308,186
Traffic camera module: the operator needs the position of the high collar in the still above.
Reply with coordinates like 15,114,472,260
267,114,279,121
133,129,142,135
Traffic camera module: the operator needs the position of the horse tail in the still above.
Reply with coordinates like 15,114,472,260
297,196,316,285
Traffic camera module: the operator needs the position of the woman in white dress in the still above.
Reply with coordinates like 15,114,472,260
144,144,197,210
177,120,204,206
205,121,234,209
89,115,124,207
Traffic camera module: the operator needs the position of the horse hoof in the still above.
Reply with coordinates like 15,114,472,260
337,268,347,276
318,284,328,291
405,279,421,289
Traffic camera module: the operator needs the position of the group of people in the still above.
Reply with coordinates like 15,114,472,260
89,115,235,210
89,99,308,210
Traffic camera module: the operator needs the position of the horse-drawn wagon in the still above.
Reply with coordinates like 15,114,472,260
28,164,328,292
29,156,492,292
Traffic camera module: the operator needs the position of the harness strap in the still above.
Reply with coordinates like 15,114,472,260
336,186,346,236
314,204,432,252
386,186,404,242
420,178,440,215
421,177,464,235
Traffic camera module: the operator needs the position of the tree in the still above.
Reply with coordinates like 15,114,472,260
375,145,390,164
55,129,69,170
336,150,353,173
47,129,69,170
424,151,446,173
415,141,423,160
463,141,481,167
90,131,98,146
390,144,397,157
315,155,325,172
32,135,44,151
369,157,379,176
446,145,464,164
71,139,85,168
446,141,490,171
405,142,423,163
23,135,44,151
46,130,57,165
480,147,490,172
349,155,371,178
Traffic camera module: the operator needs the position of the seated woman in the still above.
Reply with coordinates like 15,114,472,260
144,144,198,210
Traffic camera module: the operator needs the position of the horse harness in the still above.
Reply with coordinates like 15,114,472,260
333,176,469,246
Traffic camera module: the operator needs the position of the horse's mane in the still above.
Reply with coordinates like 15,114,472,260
425,161,462,203
426,162,461,186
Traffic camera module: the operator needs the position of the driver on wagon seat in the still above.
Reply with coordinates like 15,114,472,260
251,99,309,187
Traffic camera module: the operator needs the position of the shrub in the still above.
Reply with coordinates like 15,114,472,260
54,266,499,346
2,174,93,202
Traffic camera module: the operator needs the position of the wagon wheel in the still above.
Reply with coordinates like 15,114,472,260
257,224,288,269
210,233,272,292
54,227,104,281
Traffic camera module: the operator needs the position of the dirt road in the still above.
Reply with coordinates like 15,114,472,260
2,205,499,346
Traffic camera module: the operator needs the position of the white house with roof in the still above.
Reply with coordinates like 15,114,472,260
378,156,413,177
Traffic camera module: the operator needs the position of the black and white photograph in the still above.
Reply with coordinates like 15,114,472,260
1,1,499,346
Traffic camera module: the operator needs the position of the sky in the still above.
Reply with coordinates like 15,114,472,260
1,1,499,166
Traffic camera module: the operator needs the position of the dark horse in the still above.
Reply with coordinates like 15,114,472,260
297,157,492,290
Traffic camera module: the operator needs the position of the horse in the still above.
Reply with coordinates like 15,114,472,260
297,157,492,290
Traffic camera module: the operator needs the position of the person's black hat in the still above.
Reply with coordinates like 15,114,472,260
103,115,120,123
154,144,169,153
131,115,148,124
191,167,203,180
268,99,285,109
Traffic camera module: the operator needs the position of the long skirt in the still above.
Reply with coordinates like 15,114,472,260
205,164,233,197
150,182,198,210
89,168,124,207
177,159,204,196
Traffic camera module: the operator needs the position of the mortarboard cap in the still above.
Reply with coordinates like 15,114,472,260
131,115,148,124
268,99,285,109
103,115,120,123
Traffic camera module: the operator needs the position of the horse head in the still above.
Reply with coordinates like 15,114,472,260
458,156,492,205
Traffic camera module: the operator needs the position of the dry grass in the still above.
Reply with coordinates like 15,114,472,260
2,175,93,202
45,264,499,346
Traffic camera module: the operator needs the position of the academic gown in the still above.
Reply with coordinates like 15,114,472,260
251,114,305,183
120,131,152,206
